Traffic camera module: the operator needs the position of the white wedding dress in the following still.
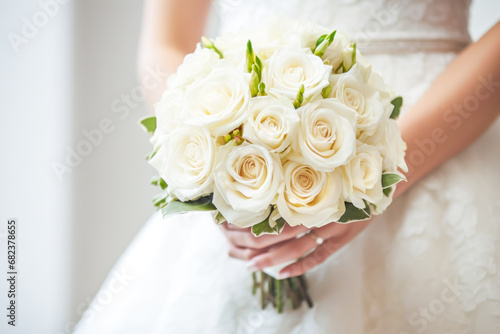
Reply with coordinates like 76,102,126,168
74,0,500,333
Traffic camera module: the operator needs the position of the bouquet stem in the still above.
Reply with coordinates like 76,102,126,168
252,271,313,313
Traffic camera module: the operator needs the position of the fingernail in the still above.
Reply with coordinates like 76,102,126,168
277,271,290,279
246,260,259,272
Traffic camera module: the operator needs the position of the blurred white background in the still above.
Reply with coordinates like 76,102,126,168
0,0,499,333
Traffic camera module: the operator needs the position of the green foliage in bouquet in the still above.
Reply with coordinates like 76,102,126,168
341,42,356,73
382,172,406,197
292,85,305,109
251,214,286,237
161,195,217,217
140,116,157,134
246,40,266,97
338,201,371,223
390,96,403,119
201,36,223,59
312,30,336,57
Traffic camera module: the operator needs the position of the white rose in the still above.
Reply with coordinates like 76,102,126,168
332,63,392,136
342,142,384,209
149,87,185,150
291,98,357,171
360,118,408,172
167,44,220,89
322,32,355,73
265,16,328,50
277,161,345,228
213,28,254,70
150,126,216,202
264,48,331,101
183,62,251,137
371,190,392,215
215,18,327,62
243,96,299,154
367,66,395,100
154,88,185,136
213,143,284,227
215,23,283,63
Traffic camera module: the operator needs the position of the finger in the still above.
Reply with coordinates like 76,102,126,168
222,224,310,250
305,221,349,241
308,219,372,245
246,232,319,271
227,244,265,261
277,238,340,278
219,223,252,246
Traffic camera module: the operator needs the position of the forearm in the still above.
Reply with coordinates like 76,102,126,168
138,45,186,108
137,0,212,109
395,22,500,197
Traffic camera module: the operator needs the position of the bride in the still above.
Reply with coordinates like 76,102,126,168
75,0,500,333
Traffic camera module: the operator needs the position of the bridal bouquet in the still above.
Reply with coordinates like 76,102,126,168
141,17,407,312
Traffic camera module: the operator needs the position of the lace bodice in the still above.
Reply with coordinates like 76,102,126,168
216,0,472,53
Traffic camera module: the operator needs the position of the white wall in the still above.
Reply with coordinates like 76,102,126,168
0,0,498,333
469,0,500,41
0,0,155,333
69,0,156,332
0,0,73,333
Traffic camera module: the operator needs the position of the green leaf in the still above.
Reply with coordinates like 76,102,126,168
321,84,333,98
246,40,255,73
342,61,348,73
338,201,371,223
255,56,263,73
258,82,267,96
326,30,336,44
292,84,305,109
313,30,336,57
201,36,223,59
314,34,327,50
349,43,357,71
146,146,159,161
390,96,403,119
275,217,286,228
382,173,406,189
152,191,169,208
250,70,260,97
161,195,216,218
340,43,357,73
383,186,393,197
150,176,168,190
335,61,344,74
252,63,261,80
251,215,286,237
214,211,226,224
246,41,263,97
140,116,157,135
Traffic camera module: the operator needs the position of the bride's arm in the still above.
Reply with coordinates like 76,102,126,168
138,0,212,109
222,21,500,278
396,20,500,196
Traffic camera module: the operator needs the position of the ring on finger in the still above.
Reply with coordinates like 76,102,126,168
306,229,324,245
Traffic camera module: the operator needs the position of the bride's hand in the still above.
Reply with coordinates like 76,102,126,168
220,222,310,260
220,219,372,278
